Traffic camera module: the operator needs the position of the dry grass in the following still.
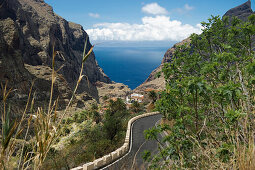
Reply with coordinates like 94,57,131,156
234,130,255,170
0,37,93,169
158,116,255,170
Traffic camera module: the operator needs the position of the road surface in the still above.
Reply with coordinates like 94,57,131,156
102,114,162,170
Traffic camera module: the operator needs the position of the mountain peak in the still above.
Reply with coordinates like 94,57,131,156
223,0,254,21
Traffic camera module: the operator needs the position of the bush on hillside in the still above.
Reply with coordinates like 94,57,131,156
144,15,255,169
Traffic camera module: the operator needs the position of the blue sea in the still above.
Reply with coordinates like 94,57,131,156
94,46,168,89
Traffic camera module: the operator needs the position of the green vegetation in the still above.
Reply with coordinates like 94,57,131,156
103,99,128,141
0,37,94,169
0,33,146,169
43,98,137,169
0,42,144,169
148,90,158,104
102,95,109,101
144,15,255,169
130,101,143,114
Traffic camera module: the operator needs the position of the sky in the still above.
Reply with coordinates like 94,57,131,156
45,0,254,46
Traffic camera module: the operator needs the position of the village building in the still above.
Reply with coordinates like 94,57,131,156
126,93,144,103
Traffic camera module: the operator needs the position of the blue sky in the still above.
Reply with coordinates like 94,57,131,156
45,0,253,45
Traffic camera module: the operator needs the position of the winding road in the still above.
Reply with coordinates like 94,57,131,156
102,114,162,170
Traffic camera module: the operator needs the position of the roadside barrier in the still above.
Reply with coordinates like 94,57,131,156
71,111,160,170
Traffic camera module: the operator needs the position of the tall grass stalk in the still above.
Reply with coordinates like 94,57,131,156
0,37,93,169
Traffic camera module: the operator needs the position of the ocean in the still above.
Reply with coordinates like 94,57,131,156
94,46,168,90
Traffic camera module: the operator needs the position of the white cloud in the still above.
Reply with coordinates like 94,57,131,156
142,3,168,15
184,4,194,11
88,13,100,18
86,15,202,42
176,4,194,14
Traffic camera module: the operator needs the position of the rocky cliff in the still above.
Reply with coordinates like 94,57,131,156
223,0,254,21
135,38,191,92
135,0,254,92
0,0,111,107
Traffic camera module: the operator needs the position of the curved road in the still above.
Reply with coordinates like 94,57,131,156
102,114,162,170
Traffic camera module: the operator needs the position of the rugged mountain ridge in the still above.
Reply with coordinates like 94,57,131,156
135,0,254,92
0,0,111,106
223,0,254,21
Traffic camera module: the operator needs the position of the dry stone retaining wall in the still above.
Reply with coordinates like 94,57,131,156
71,111,160,170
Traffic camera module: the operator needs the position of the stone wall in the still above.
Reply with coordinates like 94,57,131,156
71,112,160,170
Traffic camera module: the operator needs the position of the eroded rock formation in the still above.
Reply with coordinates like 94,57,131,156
0,0,111,108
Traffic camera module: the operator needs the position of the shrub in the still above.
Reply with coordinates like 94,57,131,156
144,15,255,169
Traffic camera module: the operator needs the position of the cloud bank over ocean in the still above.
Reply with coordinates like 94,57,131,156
86,3,202,42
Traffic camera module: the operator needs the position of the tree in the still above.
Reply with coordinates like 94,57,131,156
107,98,126,116
131,101,142,113
103,111,122,141
145,15,255,169
89,103,101,123
92,110,101,124
102,95,109,101
148,90,158,103
103,98,128,142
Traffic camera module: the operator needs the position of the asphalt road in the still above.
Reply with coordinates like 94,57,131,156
102,114,162,170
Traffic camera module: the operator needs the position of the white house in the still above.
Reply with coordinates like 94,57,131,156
126,93,144,104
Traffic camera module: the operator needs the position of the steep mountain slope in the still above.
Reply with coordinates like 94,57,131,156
0,0,111,107
224,0,254,21
135,0,254,92
134,38,190,92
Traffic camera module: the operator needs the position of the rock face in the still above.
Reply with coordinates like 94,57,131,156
136,1,254,92
96,81,131,103
135,38,190,91
223,0,254,21
0,0,111,105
